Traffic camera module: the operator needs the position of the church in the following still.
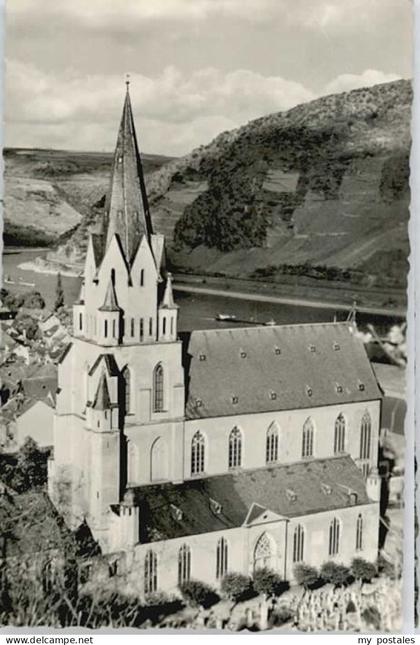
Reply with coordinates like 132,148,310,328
48,84,382,597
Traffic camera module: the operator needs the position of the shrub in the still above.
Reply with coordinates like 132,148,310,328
320,562,351,587
377,553,398,580
179,579,219,608
269,606,294,628
351,558,377,583
252,568,289,597
293,564,319,589
220,573,253,602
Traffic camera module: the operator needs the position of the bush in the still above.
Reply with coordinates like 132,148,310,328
293,564,319,589
23,291,46,309
351,558,377,583
377,553,398,580
252,568,289,597
179,579,219,608
220,573,253,602
320,562,351,587
269,606,294,628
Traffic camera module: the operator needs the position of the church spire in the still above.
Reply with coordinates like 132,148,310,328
104,81,153,264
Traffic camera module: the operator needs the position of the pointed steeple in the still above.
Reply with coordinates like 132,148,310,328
92,374,111,410
104,80,153,264
161,272,177,309
99,278,120,312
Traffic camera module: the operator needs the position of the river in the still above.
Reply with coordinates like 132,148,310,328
2,248,402,333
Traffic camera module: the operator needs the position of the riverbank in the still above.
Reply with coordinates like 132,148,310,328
173,284,406,318
17,259,81,278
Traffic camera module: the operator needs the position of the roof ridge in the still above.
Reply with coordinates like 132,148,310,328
191,321,352,335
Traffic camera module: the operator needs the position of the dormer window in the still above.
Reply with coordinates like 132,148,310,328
240,350,247,358
349,492,358,505
270,391,277,400
274,347,281,355
199,354,206,361
336,384,343,394
358,382,365,392
306,386,313,397
333,342,340,351
308,344,316,352
321,483,332,495
210,498,222,515
286,489,297,502
231,395,238,405
170,504,183,521
195,398,203,408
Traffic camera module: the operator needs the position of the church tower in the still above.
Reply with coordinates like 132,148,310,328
49,83,185,549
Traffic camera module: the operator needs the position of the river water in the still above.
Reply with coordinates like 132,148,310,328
2,248,401,333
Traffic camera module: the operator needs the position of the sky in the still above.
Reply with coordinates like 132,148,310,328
5,0,413,156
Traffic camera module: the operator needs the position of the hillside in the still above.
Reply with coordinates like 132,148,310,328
5,80,411,294
3,148,174,249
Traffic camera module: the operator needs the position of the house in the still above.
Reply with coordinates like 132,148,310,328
48,84,382,597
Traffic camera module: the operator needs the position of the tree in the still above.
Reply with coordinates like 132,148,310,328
23,291,45,309
220,573,253,602
293,564,319,589
320,562,350,587
252,568,288,597
179,580,219,608
351,558,377,583
54,273,65,311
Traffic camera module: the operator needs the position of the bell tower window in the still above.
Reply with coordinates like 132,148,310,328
153,363,164,412
104,320,108,338
140,269,145,286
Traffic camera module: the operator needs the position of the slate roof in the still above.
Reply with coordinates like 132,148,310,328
104,85,153,264
183,323,382,419
88,353,120,377
124,455,372,543
99,279,120,312
92,374,112,410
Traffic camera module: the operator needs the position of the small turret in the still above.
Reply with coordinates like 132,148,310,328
158,273,178,342
97,277,122,346
87,374,117,431
119,488,139,548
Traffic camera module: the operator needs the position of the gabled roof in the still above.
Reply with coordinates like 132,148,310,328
103,84,153,264
183,323,382,419
126,455,372,543
88,353,120,377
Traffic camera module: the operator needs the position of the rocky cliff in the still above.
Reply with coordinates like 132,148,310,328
6,80,411,290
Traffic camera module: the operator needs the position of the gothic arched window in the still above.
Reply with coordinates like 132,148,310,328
253,533,274,571
356,514,363,551
228,427,242,469
122,366,131,415
266,422,279,464
302,418,314,458
360,411,371,459
153,363,164,412
293,525,304,563
216,537,228,579
178,544,191,585
328,517,340,556
144,550,158,594
334,413,346,454
191,431,205,476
